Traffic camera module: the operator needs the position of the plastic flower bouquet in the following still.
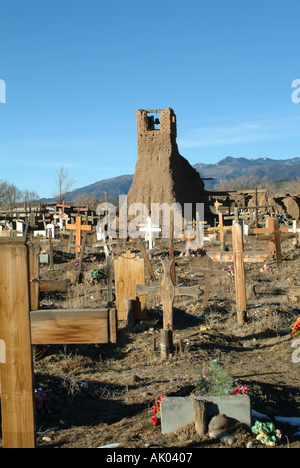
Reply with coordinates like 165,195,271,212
251,421,282,446
151,395,167,426
291,317,300,338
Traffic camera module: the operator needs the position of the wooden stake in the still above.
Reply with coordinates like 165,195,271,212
28,244,40,311
193,400,207,436
0,238,36,448
161,329,172,360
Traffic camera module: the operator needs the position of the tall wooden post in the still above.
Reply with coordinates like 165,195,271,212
232,223,247,327
0,238,36,448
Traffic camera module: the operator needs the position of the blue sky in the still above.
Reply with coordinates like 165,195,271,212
1,0,300,199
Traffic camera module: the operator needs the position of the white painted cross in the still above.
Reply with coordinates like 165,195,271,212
46,224,55,239
139,216,161,249
288,220,300,246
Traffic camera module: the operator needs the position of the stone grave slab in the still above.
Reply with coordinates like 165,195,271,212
160,394,251,434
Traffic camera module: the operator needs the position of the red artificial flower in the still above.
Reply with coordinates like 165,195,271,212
291,318,300,338
151,395,167,426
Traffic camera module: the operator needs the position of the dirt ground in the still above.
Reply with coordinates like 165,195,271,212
1,226,300,449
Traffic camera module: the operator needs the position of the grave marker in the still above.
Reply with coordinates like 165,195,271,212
135,257,200,358
56,199,70,214
139,216,161,249
0,237,118,448
192,257,228,308
288,220,300,246
207,212,232,244
66,216,92,253
206,223,270,326
255,217,297,267
114,250,147,320
0,237,36,448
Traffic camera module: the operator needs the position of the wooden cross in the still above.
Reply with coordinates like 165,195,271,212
206,223,270,327
139,216,161,249
66,216,92,253
255,217,297,267
192,257,228,308
254,216,288,254
0,237,117,448
214,200,222,212
56,199,70,215
207,212,232,244
288,220,300,247
135,257,200,335
182,230,196,256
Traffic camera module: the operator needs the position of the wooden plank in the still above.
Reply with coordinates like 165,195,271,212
0,237,36,448
109,309,118,343
30,309,113,344
137,240,156,281
39,279,68,292
232,223,247,326
114,251,147,320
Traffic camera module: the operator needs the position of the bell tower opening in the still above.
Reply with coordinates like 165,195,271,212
146,111,160,131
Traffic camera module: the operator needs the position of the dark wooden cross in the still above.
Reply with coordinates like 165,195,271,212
135,257,200,357
192,257,228,308
255,217,297,267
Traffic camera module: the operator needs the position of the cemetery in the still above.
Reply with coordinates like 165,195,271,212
1,109,300,449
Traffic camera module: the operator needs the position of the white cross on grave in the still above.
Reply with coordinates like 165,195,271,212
288,220,300,246
139,216,161,249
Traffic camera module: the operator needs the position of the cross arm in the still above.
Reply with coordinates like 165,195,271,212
134,284,161,297
191,266,228,276
257,232,297,241
206,251,234,262
174,285,201,298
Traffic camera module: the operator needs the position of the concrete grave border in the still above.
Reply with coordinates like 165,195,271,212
160,394,251,434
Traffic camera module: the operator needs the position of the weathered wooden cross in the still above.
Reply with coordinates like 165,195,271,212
139,216,161,249
182,230,196,256
255,217,297,267
56,199,70,214
0,237,118,448
192,257,228,308
135,257,200,358
66,215,92,253
207,212,232,244
206,222,270,327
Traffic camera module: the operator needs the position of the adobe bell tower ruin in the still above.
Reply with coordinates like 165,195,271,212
126,108,205,215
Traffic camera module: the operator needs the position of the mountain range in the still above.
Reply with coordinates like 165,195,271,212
194,156,300,189
42,156,300,202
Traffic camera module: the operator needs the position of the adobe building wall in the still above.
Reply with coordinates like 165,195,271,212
126,108,206,217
